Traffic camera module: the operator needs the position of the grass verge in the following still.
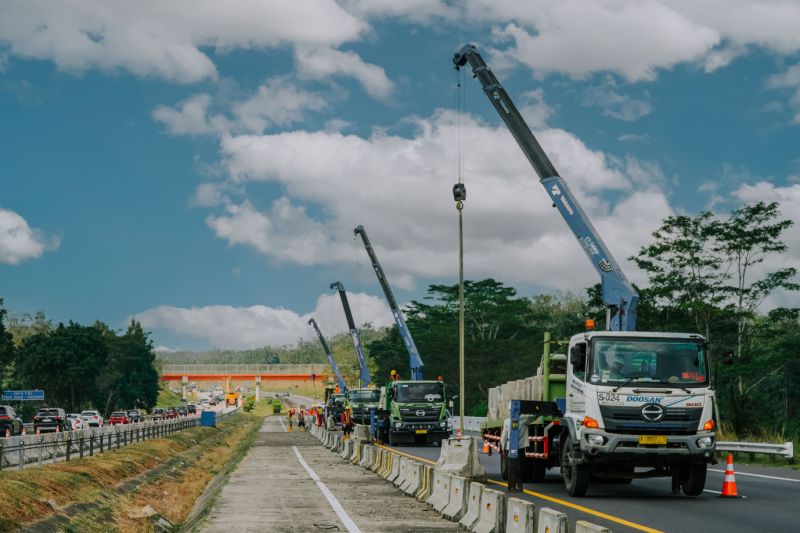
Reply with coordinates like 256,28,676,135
0,412,263,532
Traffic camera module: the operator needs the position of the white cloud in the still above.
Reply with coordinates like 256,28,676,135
518,89,554,129
0,0,366,83
152,94,216,136
133,291,394,349
232,77,328,133
618,133,650,143
0,208,60,265
153,345,179,353
206,110,668,290
766,63,800,124
583,77,653,121
295,46,393,99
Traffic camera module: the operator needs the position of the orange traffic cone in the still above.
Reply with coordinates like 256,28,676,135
720,454,739,497
482,440,490,454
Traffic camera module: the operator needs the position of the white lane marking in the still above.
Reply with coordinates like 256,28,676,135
292,446,362,533
708,468,800,483
279,416,287,432
703,489,722,494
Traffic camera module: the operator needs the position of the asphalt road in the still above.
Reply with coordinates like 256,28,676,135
382,439,799,533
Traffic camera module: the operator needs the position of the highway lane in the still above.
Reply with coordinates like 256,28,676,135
382,440,799,533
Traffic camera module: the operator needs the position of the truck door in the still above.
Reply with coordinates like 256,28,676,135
567,341,588,415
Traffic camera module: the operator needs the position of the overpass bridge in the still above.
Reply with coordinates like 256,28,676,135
160,364,330,401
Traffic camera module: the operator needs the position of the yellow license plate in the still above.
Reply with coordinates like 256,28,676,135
415,429,428,434
639,435,667,445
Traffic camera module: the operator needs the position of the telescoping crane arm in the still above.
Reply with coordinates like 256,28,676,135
354,225,424,380
330,282,372,386
453,44,639,331
307,318,347,393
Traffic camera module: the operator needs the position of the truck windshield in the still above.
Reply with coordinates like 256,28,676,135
348,390,380,403
591,338,707,387
394,383,445,403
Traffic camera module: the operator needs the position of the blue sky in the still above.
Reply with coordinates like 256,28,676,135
2,1,799,351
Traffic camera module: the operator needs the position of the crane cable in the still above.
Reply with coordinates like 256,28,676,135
453,63,466,435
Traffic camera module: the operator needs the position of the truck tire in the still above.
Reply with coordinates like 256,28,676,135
389,432,396,447
681,464,707,496
561,436,590,497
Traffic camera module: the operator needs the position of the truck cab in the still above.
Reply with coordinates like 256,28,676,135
345,388,381,425
383,380,450,446
561,330,716,496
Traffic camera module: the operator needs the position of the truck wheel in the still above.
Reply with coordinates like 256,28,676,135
561,436,590,497
681,464,707,496
500,452,509,481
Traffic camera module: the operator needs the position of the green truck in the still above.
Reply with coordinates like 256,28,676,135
381,380,451,446
345,388,381,425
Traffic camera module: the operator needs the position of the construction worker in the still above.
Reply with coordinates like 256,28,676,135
287,407,294,432
297,405,306,431
341,405,354,440
390,369,401,382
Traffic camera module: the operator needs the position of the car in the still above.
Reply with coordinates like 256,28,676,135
81,410,104,428
208,399,217,406
177,406,187,417
165,407,179,419
34,407,70,433
108,411,130,425
67,413,84,431
127,410,143,423
152,408,166,420
187,404,197,415
0,405,24,436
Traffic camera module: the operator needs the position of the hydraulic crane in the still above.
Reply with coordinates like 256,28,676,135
307,318,347,393
330,282,372,386
354,225,424,380
453,45,639,331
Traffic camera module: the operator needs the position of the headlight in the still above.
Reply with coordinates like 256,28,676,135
440,421,446,428
696,436,714,449
395,422,402,429
587,434,606,446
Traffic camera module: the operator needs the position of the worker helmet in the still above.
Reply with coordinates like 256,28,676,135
390,369,397,376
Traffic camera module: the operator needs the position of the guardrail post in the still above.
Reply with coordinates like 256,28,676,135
89,434,94,457
66,436,72,462
38,437,44,466
18,438,25,470
79,436,84,459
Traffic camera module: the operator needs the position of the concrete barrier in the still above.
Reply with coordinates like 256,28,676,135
435,436,486,480
537,508,567,533
458,481,483,530
354,423,371,443
372,448,384,472
377,449,391,477
393,457,409,487
575,521,611,533
340,439,353,459
359,445,374,468
505,497,535,533
401,460,422,495
387,453,401,483
416,465,434,502
429,472,453,514
442,475,469,521
351,443,362,465
473,487,506,533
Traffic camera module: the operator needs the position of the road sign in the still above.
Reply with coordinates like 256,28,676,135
2,390,45,401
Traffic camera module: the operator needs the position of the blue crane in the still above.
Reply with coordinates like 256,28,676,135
453,45,639,331
354,225,424,380
330,282,372,386
307,318,347,393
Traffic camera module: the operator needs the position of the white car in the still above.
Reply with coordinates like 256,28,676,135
67,413,84,431
81,410,104,428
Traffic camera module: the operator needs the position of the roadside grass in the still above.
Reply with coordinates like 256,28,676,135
259,380,323,400
247,397,283,416
0,412,263,531
156,386,185,408
716,423,798,469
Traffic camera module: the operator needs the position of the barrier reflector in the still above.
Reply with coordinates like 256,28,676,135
505,497,535,533
459,481,483,530
536,507,567,533
442,475,469,520
472,487,506,533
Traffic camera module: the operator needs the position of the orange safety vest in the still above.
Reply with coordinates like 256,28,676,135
342,410,352,426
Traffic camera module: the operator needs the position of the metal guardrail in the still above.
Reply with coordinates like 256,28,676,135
160,364,330,375
717,441,795,460
0,416,200,471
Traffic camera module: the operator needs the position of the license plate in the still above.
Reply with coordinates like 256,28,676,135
638,435,667,445
415,429,428,434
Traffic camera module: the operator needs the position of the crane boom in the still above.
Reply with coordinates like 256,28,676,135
330,281,372,386
307,318,347,392
354,225,424,380
453,44,638,331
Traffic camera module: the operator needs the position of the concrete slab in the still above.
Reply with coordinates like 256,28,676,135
201,416,459,532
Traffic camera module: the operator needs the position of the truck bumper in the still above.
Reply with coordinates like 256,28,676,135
391,422,450,444
579,430,716,465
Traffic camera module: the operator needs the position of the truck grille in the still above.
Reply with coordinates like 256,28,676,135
399,408,440,422
600,406,702,435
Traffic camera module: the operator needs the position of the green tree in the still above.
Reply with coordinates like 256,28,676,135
0,300,16,389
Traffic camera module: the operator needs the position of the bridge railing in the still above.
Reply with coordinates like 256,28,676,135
160,364,330,375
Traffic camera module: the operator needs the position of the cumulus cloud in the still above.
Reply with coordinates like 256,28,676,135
0,0,366,83
205,109,668,290
232,77,328,133
133,291,394,349
766,63,800,124
0,208,60,265
583,77,653,122
295,46,393,99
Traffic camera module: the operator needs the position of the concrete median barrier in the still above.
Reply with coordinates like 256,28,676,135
387,452,401,483
435,436,487,481
575,521,611,533
394,457,409,487
416,464,434,502
371,448,383,472
442,475,469,521
359,445,374,468
473,487,506,533
505,497,535,533
340,439,354,459
536,508,567,533
401,460,423,495
458,481,483,530
429,472,453,514
351,442,362,465
378,449,391,477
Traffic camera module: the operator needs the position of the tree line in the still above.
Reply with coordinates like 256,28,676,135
0,308,159,418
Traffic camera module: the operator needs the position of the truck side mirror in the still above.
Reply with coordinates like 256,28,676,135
569,344,585,366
